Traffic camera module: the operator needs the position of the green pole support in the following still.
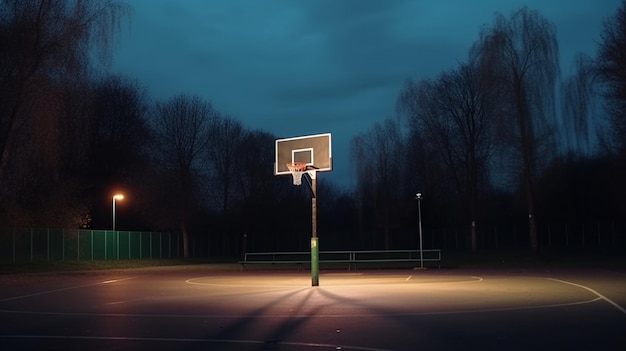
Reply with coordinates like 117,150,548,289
311,237,319,286
310,174,319,287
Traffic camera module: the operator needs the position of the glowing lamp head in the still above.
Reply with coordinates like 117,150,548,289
113,194,124,200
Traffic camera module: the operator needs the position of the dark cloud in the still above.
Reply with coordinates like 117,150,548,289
111,0,622,189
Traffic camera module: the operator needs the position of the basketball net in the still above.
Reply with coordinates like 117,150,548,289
286,161,307,186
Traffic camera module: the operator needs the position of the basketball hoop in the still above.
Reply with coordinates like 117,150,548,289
286,161,307,185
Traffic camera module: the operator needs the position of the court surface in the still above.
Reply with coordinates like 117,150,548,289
1,266,625,350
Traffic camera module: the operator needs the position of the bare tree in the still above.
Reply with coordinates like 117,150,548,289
398,61,499,252
561,54,599,155
596,0,626,155
237,130,278,201
82,74,151,227
473,7,560,252
351,117,406,249
235,130,281,250
152,94,212,257
0,0,131,226
0,0,131,179
206,114,246,213
89,75,150,176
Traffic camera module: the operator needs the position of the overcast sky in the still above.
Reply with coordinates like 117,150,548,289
110,0,621,189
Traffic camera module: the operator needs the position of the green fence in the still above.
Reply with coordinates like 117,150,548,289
0,228,181,263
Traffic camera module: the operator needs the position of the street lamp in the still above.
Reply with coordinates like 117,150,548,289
415,193,424,269
112,194,124,231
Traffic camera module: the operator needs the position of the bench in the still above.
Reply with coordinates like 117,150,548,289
238,249,441,270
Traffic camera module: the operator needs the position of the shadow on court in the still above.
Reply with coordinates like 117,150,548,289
1,267,625,350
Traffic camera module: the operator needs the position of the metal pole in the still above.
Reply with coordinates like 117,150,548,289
112,198,116,232
112,194,124,232
416,193,424,269
311,172,319,286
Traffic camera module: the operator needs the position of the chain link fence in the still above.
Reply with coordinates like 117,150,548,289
0,228,181,263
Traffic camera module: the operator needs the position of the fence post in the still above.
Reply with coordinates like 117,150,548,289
47,228,50,261
150,232,153,259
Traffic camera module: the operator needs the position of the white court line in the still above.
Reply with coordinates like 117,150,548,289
0,335,393,351
547,278,626,315
0,277,135,302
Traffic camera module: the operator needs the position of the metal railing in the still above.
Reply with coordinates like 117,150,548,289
240,249,441,269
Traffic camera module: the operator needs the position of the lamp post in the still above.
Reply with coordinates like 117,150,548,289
112,194,124,231
415,193,424,269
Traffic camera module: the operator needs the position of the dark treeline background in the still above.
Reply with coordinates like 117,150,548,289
1,1,626,258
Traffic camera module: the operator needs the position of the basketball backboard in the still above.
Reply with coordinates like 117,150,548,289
275,133,332,175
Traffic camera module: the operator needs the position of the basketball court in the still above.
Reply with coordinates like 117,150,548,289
2,133,623,350
1,266,625,350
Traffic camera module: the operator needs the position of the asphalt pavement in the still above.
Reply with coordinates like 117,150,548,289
1,266,625,350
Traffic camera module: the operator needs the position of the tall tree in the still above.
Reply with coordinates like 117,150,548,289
0,0,130,226
351,117,406,249
206,114,246,213
473,7,560,252
86,74,151,228
90,75,150,176
561,54,598,155
596,0,626,155
398,61,500,252
0,0,131,179
234,130,282,252
152,94,212,257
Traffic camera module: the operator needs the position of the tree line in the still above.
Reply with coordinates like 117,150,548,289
1,1,625,258
353,5,626,253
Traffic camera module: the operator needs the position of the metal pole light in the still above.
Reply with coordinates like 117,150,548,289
112,194,124,231
415,193,424,269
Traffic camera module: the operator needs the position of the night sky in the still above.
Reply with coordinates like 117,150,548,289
110,0,621,189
